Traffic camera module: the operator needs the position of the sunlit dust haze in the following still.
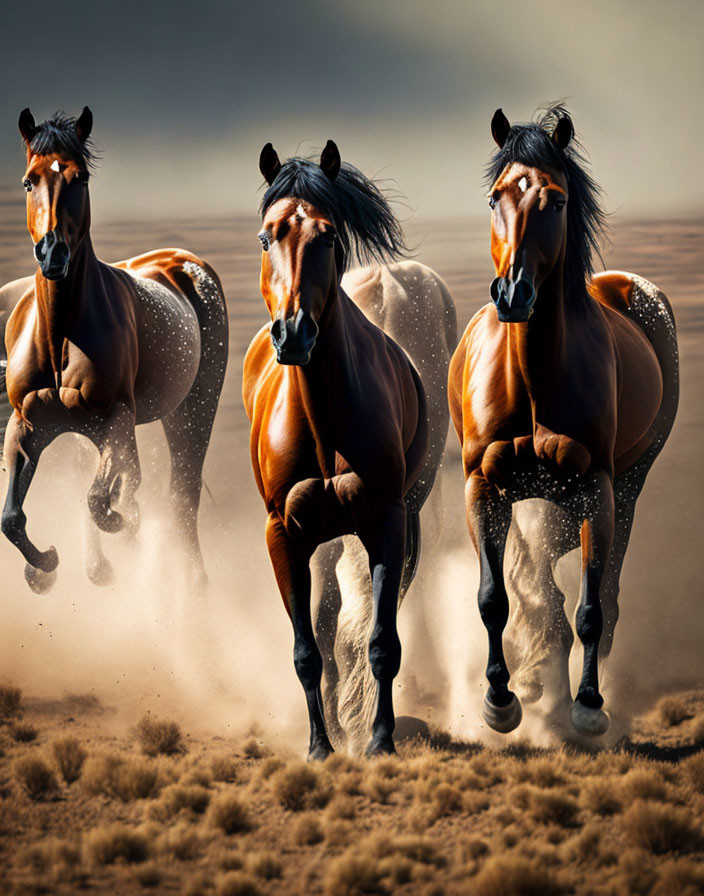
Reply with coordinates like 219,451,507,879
0,0,703,753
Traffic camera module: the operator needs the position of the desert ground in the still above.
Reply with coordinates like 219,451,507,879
0,195,703,894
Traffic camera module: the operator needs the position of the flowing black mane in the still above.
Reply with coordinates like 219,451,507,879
25,112,96,169
486,104,606,305
260,156,407,273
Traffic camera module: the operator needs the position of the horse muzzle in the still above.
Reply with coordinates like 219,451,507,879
491,276,537,323
270,308,319,365
34,230,70,281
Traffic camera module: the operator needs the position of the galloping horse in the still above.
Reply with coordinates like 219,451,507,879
2,108,228,592
313,260,457,749
449,105,678,736
244,142,429,758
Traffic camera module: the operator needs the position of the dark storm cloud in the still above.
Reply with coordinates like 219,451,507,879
0,0,466,138
1,0,702,217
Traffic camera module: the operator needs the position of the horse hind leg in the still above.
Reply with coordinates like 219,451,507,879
312,538,345,746
86,405,141,536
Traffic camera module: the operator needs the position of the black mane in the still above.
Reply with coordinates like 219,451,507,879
25,112,96,169
486,103,606,306
260,155,407,273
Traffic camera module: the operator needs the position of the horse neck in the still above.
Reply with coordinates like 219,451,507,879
293,281,357,435
510,257,569,395
34,235,101,385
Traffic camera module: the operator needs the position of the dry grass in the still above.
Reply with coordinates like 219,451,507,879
0,683,22,720
83,823,150,865
14,754,59,800
208,791,254,834
324,854,385,896
683,750,704,793
4,682,704,895
621,799,704,854
579,776,622,815
136,713,187,756
82,751,164,800
216,871,264,896
211,752,241,783
156,821,206,860
472,854,567,896
11,722,38,743
51,735,87,784
292,811,324,845
149,782,210,820
657,695,693,727
246,850,282,880
135,862,163,887
272,759,331,811
241,735,269,759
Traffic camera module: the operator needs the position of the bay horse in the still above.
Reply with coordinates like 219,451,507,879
448,105,678,736
243,142,429,758
2,108,228,593
314,261,457,750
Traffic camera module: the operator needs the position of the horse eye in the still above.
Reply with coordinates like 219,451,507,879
258,233,270,251
22,178,32,193
488,196,496,210
78,171,90,186
553,199,566,212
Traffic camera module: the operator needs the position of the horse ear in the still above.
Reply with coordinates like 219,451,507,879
491,108,511,148
75,106,93,143
320,140,341,182
18,108,36,145
259,143,282,185
553,114,574,150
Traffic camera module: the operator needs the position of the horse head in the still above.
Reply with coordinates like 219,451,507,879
487,108,573,322
257,141,341,365
19,107,94,281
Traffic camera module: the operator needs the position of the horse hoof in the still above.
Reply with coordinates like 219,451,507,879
308,740,334,762
365,735,396,757
483,692,523,733
570,701,609,736
25,563,57,594
38,546,59,573
87,557,114,587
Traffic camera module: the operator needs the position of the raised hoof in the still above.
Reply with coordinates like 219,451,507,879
307,740,334,762
483,692,523,733
25,563,57,594
365,735,396,758
95,508,124,534
37,545,59,573
570,701,609,736
87,556,114,587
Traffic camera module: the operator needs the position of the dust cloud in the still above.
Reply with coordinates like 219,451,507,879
0,212,702,752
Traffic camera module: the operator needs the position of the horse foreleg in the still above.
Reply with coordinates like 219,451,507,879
359,502,406,756
570,470,615,736
466,472,521,733
87,405,140,535
266,513,334,760
1,413,58,592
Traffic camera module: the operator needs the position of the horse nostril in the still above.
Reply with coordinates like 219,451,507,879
270,318,285,346
490,277,503,303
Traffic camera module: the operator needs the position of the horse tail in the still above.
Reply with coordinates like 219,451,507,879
329,535,376,753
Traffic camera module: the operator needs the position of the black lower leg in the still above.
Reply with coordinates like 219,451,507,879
363,505,405,755
470,480,513,707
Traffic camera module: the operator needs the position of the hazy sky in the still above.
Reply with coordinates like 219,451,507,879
1,0,702,220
